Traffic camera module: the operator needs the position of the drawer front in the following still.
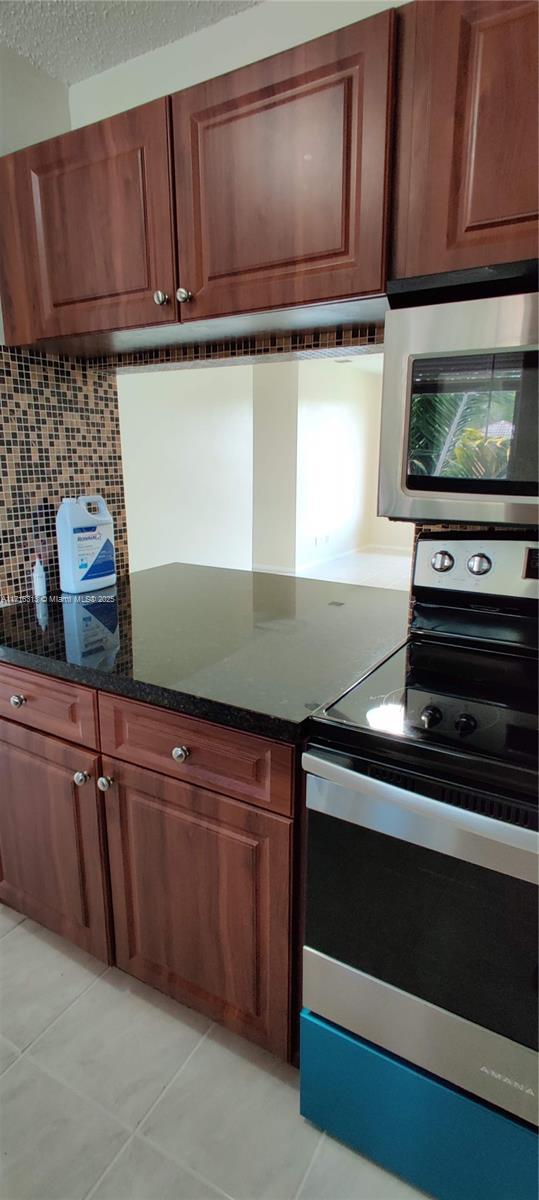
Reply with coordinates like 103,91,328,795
98,693,295,815
0,663,98,748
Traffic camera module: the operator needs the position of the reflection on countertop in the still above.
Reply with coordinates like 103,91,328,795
0,562,409,741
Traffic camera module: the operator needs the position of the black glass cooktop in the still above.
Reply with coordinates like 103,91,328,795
319,637,538,772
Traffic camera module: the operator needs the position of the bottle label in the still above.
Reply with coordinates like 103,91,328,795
72,528,115,580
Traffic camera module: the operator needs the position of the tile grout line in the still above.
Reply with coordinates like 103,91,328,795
81,1021,230,1200
291,1131,326,1200
0,915,27,942
0,960,111,1078
1,926,326,1200
14,1053,134,1134
138,1129,236,1200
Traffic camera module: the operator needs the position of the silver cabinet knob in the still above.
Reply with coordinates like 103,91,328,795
97,776,114,792
171,745,190,763
176,287,193,303
73,771,90,786
431,551,454,573
467,553,492,576
153,290,169,305
9,693,26,708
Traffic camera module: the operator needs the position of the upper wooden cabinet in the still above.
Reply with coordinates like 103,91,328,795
172,11,395,320
1,3,536,348
393,0,539,279
0,99,176,343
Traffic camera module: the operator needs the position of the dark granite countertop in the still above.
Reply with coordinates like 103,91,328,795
0,562,409,742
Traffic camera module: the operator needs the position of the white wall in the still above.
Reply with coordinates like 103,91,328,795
69,0,405,128
295,360,413,567
117,357,412,577
252,362,298,573
296,361,366,569
351,364,414,552
0,45,70,156
118,366,254,573
0,46,70,343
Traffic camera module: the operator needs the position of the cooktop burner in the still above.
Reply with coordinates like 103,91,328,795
319,637,538,773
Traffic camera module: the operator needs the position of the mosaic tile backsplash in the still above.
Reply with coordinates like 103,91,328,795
0,346,128,602
0,324,384,603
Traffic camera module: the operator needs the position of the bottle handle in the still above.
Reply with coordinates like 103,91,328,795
78,495,107,515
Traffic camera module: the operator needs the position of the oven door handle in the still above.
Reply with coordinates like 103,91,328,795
303,752,538,884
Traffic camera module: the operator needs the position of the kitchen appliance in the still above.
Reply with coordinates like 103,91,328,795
301,533,538,1200
378,293,538,525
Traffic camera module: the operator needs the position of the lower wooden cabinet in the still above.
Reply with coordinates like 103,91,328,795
0,718,111,961
103,756,292,1057
0,670,296,1058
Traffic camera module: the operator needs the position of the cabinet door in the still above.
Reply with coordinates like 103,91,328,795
171,11,395,320
104,757,292,1057
393,1,539,278
0,100,176,344
0,719,111,961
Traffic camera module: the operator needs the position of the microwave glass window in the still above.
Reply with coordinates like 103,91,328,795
406,351,538,494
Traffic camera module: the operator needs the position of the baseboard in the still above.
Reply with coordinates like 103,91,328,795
359,544,412,557
252,563,296,576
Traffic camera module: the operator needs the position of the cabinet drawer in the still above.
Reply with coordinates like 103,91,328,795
0,663,98,748
98,693,295,816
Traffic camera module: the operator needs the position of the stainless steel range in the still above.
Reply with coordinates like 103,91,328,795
303,533,538,1127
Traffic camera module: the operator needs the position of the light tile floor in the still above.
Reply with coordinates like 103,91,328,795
0,908,427,1200
297,549,413,592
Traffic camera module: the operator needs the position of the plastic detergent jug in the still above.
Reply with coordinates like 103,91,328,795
56,496,116,593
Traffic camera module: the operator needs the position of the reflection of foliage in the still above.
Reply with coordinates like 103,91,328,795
409,390,516,479
443,427,511,479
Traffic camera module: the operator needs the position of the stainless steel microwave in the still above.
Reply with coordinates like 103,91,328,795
378,293,539,525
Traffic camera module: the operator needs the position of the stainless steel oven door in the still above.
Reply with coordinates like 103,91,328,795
378,292,539,524
302,751,539,1125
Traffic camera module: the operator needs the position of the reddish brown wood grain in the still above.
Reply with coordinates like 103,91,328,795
104,756,292,1056
392,0,539,278
0,663,99,748
0,718,112,961
171,10,395,320
0,99,176,344
98,692,295,816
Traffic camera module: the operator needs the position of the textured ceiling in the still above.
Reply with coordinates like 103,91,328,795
0,0,260,84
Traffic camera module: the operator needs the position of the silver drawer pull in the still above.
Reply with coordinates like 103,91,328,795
97,776,114,792
9,694,26,708
171,745,190,763
73,771,90,786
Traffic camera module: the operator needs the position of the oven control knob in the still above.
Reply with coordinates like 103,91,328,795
455,713,477,736
420,705,443,730
467,553,492,576
431,551,454,573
